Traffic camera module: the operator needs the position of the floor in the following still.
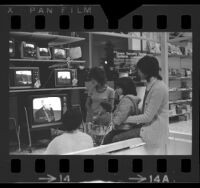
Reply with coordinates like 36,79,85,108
10,120,192,155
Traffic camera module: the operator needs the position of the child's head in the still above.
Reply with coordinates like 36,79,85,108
61,107,82,132
115,77,137,97
99,101,112,113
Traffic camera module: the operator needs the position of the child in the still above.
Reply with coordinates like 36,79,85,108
45,108,93,155
89,101,112,146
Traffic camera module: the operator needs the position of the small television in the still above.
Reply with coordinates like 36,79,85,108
9,39,15,58
9,67,40,89
52,47,66,59
67,47,82,59
119,72,129,78
37,47,51,60
21,41,37,59
29,94,69,129
54,68,73,87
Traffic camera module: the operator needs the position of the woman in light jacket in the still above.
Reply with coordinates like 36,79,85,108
124,56,169,154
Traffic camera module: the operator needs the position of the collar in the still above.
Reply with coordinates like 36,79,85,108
146,77,157,91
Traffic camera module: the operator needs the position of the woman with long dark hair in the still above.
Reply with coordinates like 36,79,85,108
124,55,169,154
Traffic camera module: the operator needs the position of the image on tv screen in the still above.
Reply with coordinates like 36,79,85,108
57,71,71,85
54,48,66,59
33,97,62,124
23,43,37,58
39,48,50,57
15,70,32,86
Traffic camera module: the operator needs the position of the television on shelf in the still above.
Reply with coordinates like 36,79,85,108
52,47,67,59
29,94,69,129
54,68,73,87
9,39,15,58
37,47,51,60
20,41,37,59
9,67,40,89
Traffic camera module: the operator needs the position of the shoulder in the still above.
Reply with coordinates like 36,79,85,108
78,131,93,141
154,80,168,92
106,86,115,94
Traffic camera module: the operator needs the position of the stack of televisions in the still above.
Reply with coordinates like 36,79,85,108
9,39,79,90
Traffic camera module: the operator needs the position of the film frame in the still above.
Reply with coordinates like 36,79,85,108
0,4,199,183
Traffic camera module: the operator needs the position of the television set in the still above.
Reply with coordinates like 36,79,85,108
9,39,15,58
54,68,73,87
119,72,129,78
20,41,37,59
67,47,82,59
9,67,40,89
37,47,51,60
52,47,66,59
29,94,69,129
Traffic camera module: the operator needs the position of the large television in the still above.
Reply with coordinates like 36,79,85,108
37,47,51,60
52,47,66,59
9,67,40,89
20,41,37,59
54,68,73,87
29,94,69,129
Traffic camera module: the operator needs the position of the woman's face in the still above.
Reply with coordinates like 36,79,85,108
115,87,123,96
138,68,146,80
90,79,98,87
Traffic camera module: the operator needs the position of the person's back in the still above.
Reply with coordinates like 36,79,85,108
45,131,93,155
44,107,94,155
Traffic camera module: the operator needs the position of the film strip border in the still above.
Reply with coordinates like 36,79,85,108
8,6,192,30
9,157,192,182
0,4,199,183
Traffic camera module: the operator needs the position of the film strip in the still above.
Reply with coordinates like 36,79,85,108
0,4,199,183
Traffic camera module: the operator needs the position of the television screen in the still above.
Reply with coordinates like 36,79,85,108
53,48,66,59
56,71,71,86
33,97,62,124
21,41,37,59
38,47,51,58
14,70,32,86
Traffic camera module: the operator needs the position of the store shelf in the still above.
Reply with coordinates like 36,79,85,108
169,111,191,118
168,54,192,58
10,58,86,63
9,87,87,93
10,32,85,46
169,88,192,92
169,99,192,104
169,76,191,80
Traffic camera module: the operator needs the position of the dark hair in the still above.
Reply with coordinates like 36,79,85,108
100,101,112,113
137,55,162,81
61,108,82,132
115,77,137,96
89,67,107,86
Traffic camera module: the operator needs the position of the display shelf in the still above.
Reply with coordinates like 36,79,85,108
169,111,191,118
10,58,86,63
169,76,191,80
169,88,192,92
9,87,86,93
168,54,192,58
10,32,85,46
169,99,192,104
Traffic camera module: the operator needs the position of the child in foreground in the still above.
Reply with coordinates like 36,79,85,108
45,108,93,155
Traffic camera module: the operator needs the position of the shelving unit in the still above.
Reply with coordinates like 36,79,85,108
9,32,87,153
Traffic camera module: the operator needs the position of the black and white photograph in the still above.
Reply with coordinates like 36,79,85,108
9,32,192,156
